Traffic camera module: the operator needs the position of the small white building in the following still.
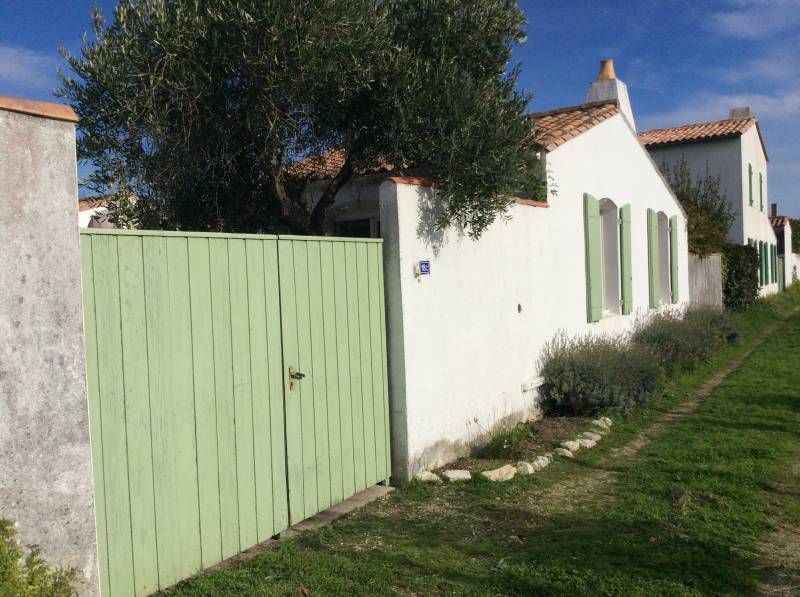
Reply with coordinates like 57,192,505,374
309,60,689,479
640,109,781,295
770,210,794,290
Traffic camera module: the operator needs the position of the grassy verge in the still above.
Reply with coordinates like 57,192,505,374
163,291,800,596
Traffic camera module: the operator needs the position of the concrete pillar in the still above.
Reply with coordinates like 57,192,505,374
0,97,99,595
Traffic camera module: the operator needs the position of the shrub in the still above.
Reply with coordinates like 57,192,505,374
538,332,662,416
723,244,760,311
631,306,736,373
0,519,77,597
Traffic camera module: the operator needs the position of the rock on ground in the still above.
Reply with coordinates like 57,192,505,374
516,462,536,475
442,469,472,482
561,440,581,452
581,431,603,442
555,448,574,458
482,464,516,482
576,437,597,449
416,471,442,484
531,456,551,471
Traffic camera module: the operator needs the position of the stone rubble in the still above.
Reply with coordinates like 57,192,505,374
555,447,574,458
576,437,597,449
482,464,516,482
560,440,581,452
416,471,442,484
442,469,472,482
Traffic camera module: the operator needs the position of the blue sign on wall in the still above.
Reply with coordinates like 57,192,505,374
418,260,431,275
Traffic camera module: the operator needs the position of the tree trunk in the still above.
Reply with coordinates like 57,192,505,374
308,155,355,234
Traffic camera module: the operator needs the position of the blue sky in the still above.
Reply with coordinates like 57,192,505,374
2,0,799,215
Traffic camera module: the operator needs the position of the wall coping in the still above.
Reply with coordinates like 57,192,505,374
386,177,549,208
0,96,78,123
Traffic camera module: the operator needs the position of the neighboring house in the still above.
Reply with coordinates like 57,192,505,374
303,60,689,480
78,196,113,228
640,109,780,295
769,207,793,290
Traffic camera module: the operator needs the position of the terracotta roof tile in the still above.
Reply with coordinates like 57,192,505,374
78,197,109,211
529,100,620,152
639,117,756,147
769,215,790,228
286,148,393,180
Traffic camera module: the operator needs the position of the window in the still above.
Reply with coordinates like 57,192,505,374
647,209,679,307
334,218,380,238
748,164,753,206
599,199,621,315
658,212,671,304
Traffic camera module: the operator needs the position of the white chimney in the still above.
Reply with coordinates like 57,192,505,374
586,59,636,130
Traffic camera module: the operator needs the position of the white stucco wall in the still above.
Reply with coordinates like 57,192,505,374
646,125,779,295
375,113,689,479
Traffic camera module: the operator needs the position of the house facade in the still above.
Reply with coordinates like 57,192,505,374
313,61,689,479
640,110,781,295
770,210,794,289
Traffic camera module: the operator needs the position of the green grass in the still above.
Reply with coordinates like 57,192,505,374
163,291,800,596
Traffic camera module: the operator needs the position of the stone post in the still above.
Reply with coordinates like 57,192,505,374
0,97,99,595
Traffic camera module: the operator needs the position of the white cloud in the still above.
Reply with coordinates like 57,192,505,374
639,89,800,129
0,43,60,96
710,0,800,38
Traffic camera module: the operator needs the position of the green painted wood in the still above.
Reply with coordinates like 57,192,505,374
368,243,388,482
244,239,275,541
80,237,111,597
262,240,289,533
187,237,222,568
619,204,633,315
307,241,332,511
163,236,203,583
647,208,659,308
228,239,258,549
320,242,344,505
583,193,602,322
778,255,786,291
207,238,241,559
91,234,136,597
346,242,367,491
356,243,377,485
82,230,387,595
669,215,679,303
278,240,305,524
758,241,765,286
116,236,159,594
333,242,356,498
377,244,392,479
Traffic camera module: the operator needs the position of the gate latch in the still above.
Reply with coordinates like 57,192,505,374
288,367,305,389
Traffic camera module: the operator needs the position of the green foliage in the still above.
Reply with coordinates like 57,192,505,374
660,158,735,257
472,422,534,460
59,0,541,236
631,306,737,374
538,333,663,416
0,520,77,597
723,243,760,311
791,218,800,253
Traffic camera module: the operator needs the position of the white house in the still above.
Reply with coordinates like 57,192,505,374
78,196,111,227
770,209,794,289
640,109,781,294
305,60,689,480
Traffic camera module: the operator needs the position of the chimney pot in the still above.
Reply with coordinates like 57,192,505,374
597,59,616,81
729,107,752,119
771,203,778,217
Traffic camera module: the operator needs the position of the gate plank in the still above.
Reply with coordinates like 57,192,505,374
208,239,241,559
377,246,392,478
263,240,288,533
320,242,343,505
307,241,332,511
357,243,377,486
117,235,159,594
367,243,388,483
345,242,367,492
228,239,258,549
91,234,136,597
80,236,111,597
187,237,223,568
333,243,356,499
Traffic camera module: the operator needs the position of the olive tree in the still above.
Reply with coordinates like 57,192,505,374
59,0,541,236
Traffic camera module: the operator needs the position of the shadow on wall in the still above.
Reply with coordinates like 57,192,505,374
414,188,468,256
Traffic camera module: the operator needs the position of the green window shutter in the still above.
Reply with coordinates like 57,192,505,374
647,208,659,308
619,204,633,315
759,241,765,286
749,164,753,206
747,238,753,247
772,245,777,283
669,215,679,303
583,193,602,322
759,173,764,212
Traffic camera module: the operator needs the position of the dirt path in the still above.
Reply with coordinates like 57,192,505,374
759,457,800,596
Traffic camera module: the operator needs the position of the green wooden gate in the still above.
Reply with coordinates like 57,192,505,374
80,229,390,597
